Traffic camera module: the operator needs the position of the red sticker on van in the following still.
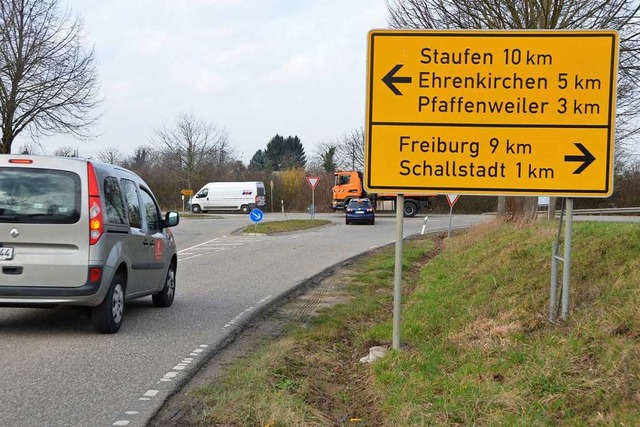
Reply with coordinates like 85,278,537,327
154,239,163,260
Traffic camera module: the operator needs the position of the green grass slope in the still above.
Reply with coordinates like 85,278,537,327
190,220,640,426
377,220,640,425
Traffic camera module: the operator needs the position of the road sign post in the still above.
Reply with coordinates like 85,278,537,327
249,208,264,233
306,177,320,220
446,195,460,238
393,194,404,350
270,180,274,213
180,189,193,212
366,30,619,340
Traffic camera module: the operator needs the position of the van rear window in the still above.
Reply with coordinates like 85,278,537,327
0,168,81,224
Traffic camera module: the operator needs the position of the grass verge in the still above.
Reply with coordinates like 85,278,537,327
187,220,640,426
243,219,332,234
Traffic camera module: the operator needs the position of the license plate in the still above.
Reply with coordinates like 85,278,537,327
0,247,14,260
356,211,364,214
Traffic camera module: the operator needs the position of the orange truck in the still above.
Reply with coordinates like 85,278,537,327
331,171,432,217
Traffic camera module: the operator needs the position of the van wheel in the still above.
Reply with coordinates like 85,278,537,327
241,205,250,214
93,274,125,334
153,263,176,308
191,204,201,214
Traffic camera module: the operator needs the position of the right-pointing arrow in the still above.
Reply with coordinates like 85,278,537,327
564,142,596,174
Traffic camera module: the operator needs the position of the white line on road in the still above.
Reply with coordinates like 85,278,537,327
223,295,274,329
113,344,211,426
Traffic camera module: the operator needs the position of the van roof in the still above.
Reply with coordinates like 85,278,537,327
1,154,143,180
203,181,264,186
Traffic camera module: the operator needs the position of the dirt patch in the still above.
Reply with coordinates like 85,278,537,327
148,268,357,426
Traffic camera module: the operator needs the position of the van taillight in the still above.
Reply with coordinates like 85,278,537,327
87,163,104,245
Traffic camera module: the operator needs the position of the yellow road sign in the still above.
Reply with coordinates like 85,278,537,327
181,189,193,196
365,30,619,196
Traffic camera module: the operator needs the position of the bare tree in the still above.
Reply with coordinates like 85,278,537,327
387,0,640,220
151,113,231,191
335,127,365,171
124,145,155,173
0,0,101,154
52,145,80,157
96,146,125,165
16,139,42,154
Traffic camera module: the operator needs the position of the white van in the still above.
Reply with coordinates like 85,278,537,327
190,181,266,214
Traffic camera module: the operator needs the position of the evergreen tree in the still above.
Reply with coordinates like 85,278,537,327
263,134,306,171
321,146,337,172
249,149,267,170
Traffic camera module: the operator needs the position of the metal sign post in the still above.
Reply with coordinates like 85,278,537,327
365,30,619,342
393,194,404,350
270,180,274,213
306,177,320,220
446,195,460,238
549,198,574,322
249,208,264,234
562,198,574,321
180,189,193,213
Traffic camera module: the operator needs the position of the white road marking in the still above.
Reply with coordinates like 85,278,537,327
178,234,296,260
112,298,272,425
223,295,273,328
115,344,212,425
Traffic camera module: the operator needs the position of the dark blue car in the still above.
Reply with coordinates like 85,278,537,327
345,198,375,225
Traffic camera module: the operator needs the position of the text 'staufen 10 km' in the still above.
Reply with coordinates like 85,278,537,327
365,30,619,197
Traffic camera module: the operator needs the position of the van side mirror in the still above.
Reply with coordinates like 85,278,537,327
164,211,180,228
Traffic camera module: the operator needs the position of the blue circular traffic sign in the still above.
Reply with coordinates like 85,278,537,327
249,208,264,223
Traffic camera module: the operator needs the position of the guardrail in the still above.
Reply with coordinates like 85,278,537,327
554,207,640,215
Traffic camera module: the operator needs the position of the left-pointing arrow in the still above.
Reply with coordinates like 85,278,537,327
564,142,596,174
382,64,412,96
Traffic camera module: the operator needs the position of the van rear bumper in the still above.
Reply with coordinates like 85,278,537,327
0,275,103,306
0,281,100,297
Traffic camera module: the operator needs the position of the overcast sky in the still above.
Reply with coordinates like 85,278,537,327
21,0,389,163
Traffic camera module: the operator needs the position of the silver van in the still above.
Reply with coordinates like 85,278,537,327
0,155,180,333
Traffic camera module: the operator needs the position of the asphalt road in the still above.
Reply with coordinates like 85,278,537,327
0,212,490,427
